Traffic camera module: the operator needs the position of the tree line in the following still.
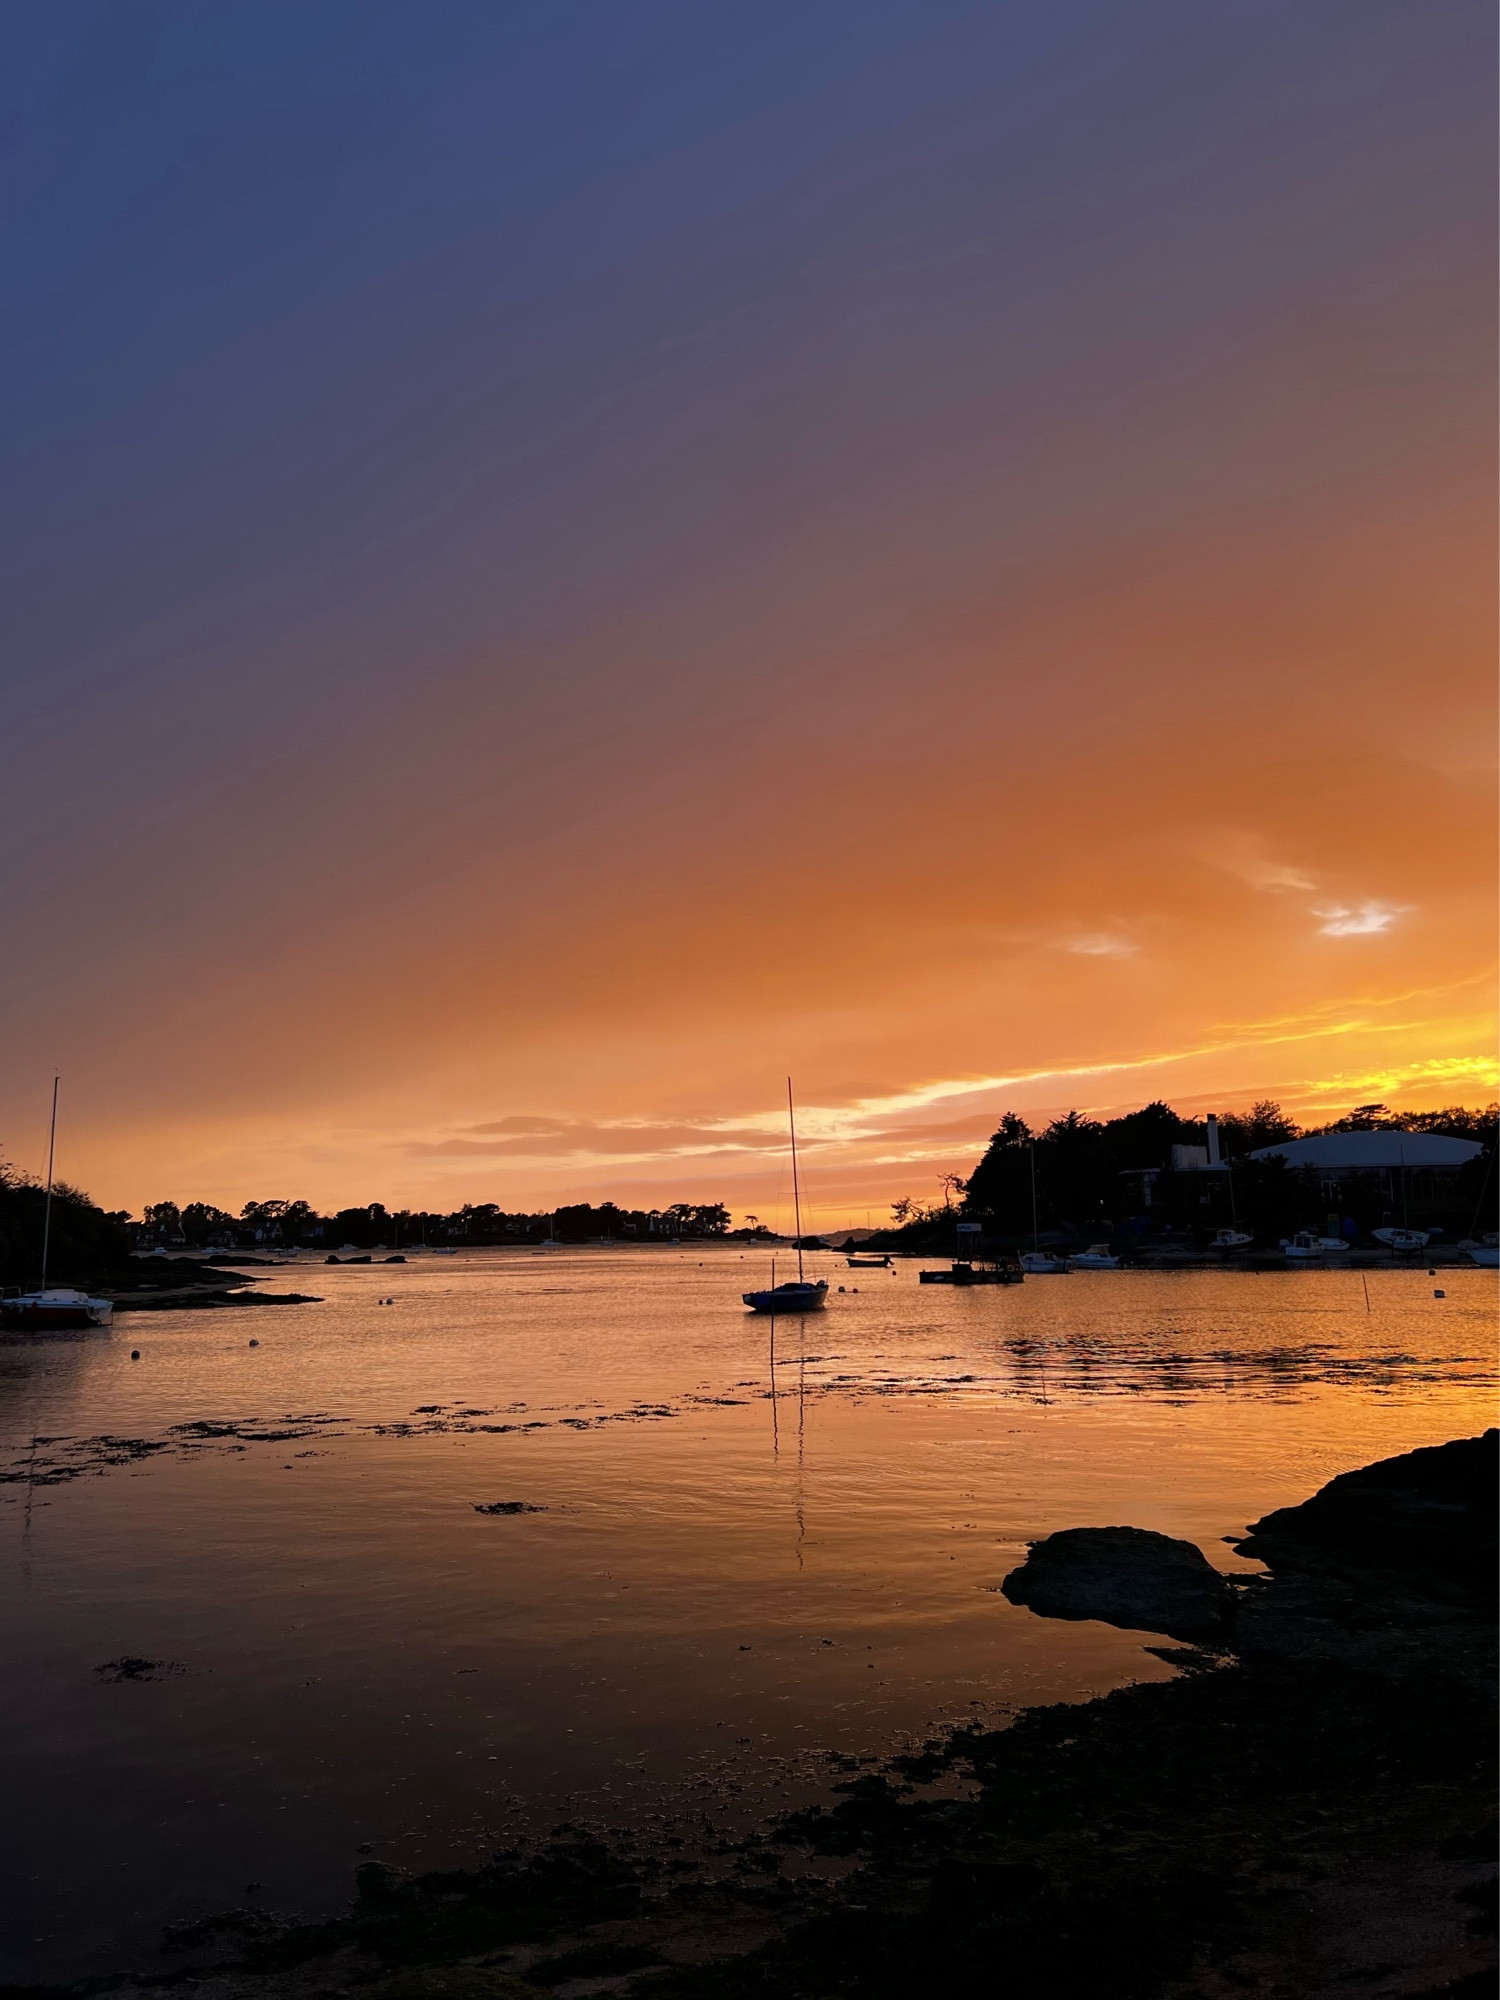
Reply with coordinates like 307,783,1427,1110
875,1100,1498,1249
134,1195,733,1251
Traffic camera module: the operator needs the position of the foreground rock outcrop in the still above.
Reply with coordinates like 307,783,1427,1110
1000,1525,1233,1641
998,1431,1498,1689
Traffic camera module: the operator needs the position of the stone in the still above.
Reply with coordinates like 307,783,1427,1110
1234,1429,1497,1601
1001,1525,1232,1641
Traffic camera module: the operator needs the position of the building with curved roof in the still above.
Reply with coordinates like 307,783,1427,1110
1247,1132,1483,1169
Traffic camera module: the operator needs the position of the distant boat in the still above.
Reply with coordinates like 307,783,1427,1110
1371,1227,1431,1251
1019,1251,1071,1275
1210,1228,1253,1250
0,1079,113,1332
1067,1244,1121,1270
1459,1236,1499,1267
846,1254,891,1268
1281,1231,1351,1259
920,1256,1022,1286
1017,1149,1069,1273
744,1081,827,1314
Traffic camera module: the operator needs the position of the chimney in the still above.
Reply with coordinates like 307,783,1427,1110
1206,1114,1221,1167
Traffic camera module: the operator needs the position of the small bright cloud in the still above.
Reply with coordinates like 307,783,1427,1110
1313,900,1410,937
1067,933,1138,957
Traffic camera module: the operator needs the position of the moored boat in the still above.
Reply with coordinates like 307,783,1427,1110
1210,1228,1253,1249
1372,1227,1431,1252
0,1287,112,1330
1281,1231,1351,1259
744,1081,827,1313
1019,1250,1071,1275
1067,1243,1121,1270
920,1257,1022,1285
2,1080,113,1333
743,1277,828,1312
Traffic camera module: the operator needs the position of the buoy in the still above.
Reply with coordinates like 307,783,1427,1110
248,1337,260,1347
130,1350,140,1361
1434,1288,1445,1298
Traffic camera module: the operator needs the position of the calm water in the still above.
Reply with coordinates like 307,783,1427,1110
2,1248,1494,1979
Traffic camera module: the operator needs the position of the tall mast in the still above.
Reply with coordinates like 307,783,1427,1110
1029,1142,1039,1253
787,1077,805,1284
39,1075,59,1293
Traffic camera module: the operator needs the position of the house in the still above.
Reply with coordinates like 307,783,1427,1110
1247,1130,1484,1222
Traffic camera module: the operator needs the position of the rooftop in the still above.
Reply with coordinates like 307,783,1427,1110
1248,1131,1484,1170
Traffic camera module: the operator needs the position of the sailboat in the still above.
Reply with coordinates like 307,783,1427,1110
0,1079,113,1331
743,1081,828,1314
1017,1142,1070,1273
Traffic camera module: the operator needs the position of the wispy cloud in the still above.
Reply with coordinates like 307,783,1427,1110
1201,830,1316,894
1313,901,1410,937
1065,932,1138,958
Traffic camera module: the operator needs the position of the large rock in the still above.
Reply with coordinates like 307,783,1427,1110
1001,1526,1232,1641
1229,1430,1498,1686
1234,1430,1497,1600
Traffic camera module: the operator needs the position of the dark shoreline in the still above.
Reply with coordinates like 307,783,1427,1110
8,1434,1492,2000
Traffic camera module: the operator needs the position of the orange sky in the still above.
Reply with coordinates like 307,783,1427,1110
0,3,1493,1224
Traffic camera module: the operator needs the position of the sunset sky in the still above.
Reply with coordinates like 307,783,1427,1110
2,1,1494,1230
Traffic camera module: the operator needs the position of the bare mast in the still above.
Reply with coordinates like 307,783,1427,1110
39,1075,59,1293
787,1077,805,1284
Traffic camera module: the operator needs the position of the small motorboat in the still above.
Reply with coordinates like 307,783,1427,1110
0,1287,113,1330
1458,1236,1499,1267
1281,1231,1351,1259
1067,1244,1121,1270
1210,1229,1253,1250
1019,1250,1071,1275
1372,1227,1431,1251
846,1253,891,1268
743,1277,829,1313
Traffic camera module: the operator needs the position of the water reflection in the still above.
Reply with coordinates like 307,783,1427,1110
0,1251,1492,1981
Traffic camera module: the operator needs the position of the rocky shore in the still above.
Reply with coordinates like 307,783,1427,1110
14,1434,1494,2000
98,1260,321,1313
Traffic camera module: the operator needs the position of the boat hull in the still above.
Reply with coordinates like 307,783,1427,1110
743,1282,827,1313
920,1264,1022,1285
0,1295,113,1330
